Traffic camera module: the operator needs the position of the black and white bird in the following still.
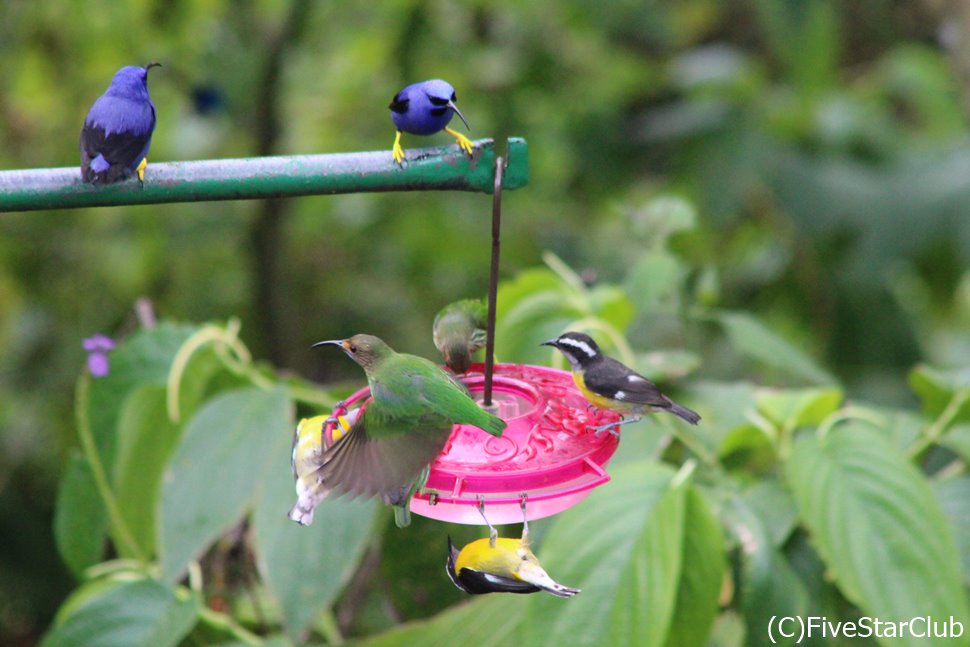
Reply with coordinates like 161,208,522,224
542,331,700,434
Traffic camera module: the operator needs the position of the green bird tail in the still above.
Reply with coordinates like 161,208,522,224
474,409,506,437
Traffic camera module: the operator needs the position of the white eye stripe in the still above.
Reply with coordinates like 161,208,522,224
557,337,596,358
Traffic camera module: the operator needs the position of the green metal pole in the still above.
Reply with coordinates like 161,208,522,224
0,137,528,213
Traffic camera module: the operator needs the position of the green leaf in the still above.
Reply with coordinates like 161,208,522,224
754,387,843,431
158,387,291,582
114,385,181,558
353,595,523,647
909,364,970,421
252,440,379,638
688,381,759,456
41,579,196,647
634,349,701,382
740,480,799,547
522,461,685,647
663,487,725,647
710,311,835,385
723,494,807,647
933,476,970,586
86,323,200,469
624,250,684,315
53,452,107,577
787,423,970,646
941,423,970,464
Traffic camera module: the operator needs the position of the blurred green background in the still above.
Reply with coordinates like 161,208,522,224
2,1,970,645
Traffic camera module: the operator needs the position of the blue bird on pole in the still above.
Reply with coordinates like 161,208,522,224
389,79,473,165
80,63,160,185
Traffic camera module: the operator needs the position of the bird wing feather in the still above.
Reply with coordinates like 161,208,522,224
584,357,671,407
312,403,452,502
81,99,155,181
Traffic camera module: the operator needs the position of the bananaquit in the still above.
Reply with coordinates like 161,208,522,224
542,331,700,434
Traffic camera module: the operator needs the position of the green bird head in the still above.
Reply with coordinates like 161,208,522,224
313,333,392,373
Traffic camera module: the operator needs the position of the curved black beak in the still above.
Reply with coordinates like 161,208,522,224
540,339,558,347
145,62,162,72
312,339,344,349
448,101,470,131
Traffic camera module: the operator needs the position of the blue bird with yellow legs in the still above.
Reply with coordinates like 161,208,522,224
389,79,473,165
80,63,160,185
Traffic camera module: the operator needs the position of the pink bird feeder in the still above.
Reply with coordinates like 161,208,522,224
322,363,621,525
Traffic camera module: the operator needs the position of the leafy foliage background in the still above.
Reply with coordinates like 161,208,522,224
2,1,970,645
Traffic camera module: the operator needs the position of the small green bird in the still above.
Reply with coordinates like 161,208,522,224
433,299,488,373
446,501,579,597
289,334,506,527
542,331,700,435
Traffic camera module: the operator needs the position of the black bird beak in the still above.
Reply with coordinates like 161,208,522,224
540,339,558,347
448,101,470,131
312,339,344,349
145,62,162,72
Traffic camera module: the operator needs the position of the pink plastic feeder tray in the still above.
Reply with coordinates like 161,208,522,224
323,363,622,525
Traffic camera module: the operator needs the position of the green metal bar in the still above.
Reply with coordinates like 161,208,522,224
0,137,528,213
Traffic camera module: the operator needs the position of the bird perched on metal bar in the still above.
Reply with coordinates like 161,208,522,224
289,334,506,527
433,298,488,374
447,500,580,597
389,79,473,165
542,331,700,434
80,63,160,185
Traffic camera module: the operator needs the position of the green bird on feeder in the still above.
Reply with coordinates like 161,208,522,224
290,333,506,528
433,298,488,374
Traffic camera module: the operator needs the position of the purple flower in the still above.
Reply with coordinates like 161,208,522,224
83,334,115,378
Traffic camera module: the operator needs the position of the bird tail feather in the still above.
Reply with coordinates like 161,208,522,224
669,402,701,425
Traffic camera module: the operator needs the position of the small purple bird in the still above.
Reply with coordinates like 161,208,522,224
388,79,473,165
80,63,160,185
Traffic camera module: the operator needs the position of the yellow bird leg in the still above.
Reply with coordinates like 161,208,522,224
391,131,406,166
445,127,475,157
136,157,148,185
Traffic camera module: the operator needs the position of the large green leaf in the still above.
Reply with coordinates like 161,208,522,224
53,452,107,577
710,310,835,385
723,494,807,647
663,487,725,647
933,476,970,586
787,422,970,646
158,387,291,582
521,461,687,647
353,595,524,647
624,250,685,315
114,385,181,558
252,441,379,639
86,323,199,469
40,579,196,647
754,387,843,431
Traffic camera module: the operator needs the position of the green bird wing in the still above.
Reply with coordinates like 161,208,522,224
371,353,506,437
313,402,452,503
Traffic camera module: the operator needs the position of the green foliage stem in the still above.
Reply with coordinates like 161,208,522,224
908,387,970,459
74,374,146,562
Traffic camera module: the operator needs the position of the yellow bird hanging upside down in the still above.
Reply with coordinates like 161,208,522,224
446,500,580,598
